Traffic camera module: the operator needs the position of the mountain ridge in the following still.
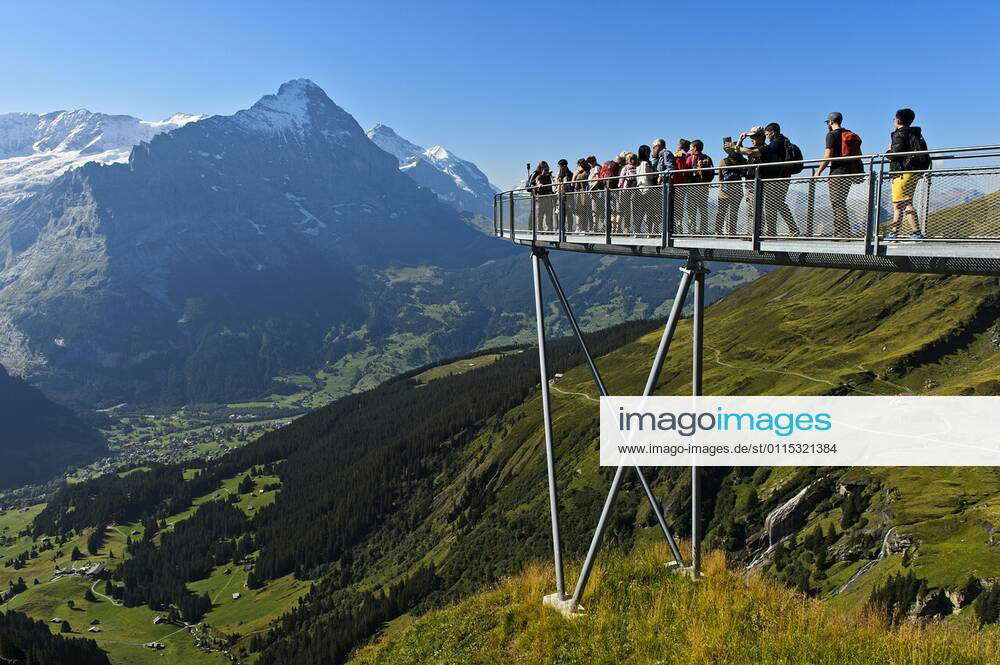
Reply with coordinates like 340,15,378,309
367,123,498,219
0,363,106,489
0,107,203,208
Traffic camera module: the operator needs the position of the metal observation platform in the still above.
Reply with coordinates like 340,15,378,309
493,145,1000,615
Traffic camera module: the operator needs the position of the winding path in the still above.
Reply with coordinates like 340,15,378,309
548,381,599,403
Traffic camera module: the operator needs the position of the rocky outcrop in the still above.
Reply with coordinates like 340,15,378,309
910,589,954,619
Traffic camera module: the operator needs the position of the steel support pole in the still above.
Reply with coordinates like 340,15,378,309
806,167,816,236
509,192,516,244
559,191,567,243
531,192,537,244
690,266,706,579
569,264,695,610
604,187,612,245
541,254,684,566
531,248,566,598
864,160,877,255
873,158,886,254
662,181,674,248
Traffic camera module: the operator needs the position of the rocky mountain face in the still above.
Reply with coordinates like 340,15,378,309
0,80,765,408
0,109,202,209
0,79,510,405
0,363,106,489
367,123,497,220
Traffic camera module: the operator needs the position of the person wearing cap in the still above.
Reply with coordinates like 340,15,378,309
716,137,748,235
815,112,864,237
735,124,799,236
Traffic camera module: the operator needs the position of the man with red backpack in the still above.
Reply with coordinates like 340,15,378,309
815,112,864,238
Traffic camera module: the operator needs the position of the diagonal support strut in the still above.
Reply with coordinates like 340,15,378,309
566,255,703,610
540,252,684,567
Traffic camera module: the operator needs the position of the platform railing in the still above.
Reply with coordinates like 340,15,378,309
494,146,1000,251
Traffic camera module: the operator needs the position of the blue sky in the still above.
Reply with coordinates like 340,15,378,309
2,1,998,188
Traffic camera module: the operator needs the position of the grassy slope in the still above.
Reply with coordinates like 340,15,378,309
351,543,1000,665
1,469,306,664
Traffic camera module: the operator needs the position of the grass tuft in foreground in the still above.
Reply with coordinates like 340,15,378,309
351,543,1000,665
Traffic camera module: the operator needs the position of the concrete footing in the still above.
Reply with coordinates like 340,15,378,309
543,592,584,617
680,566,705,581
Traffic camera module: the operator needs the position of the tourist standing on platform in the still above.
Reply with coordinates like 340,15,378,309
672,139,692,231
573,158,591,231
686,140,714,233
604,153,625,233
815,112,864,237
554,159,573,233
617,153,639,233
885,108,930,239
532,161,554,231
716,138,747,235
555,159,573,191
587,155,603,232
636,144,656,234
651,138,675,181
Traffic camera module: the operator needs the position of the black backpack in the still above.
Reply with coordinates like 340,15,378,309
905,131,931,171
783,139,805,176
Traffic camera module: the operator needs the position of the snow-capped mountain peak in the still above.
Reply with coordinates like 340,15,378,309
366,124,498,219
0,108,203,208
233,78,319,135
425,145,451,161
366,124,424,163
226,79,362,150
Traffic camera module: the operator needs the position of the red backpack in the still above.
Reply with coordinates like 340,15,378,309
599,160,621,188
671,151,690,184
841,129,862,156
841,129,864,173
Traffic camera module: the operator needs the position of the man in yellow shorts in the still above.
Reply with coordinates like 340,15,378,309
885,108,931,239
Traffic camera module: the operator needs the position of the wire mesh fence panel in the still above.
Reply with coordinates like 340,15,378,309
531,194,558,234
672,182,716,236
799,173,871,239
563,191,604,234
591,189,608,236
510,192,533,234
605,186,662,236
633,185,663,235
673,181,754,237
760,176,815,238
879,167,1000,239
607,187,626,235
